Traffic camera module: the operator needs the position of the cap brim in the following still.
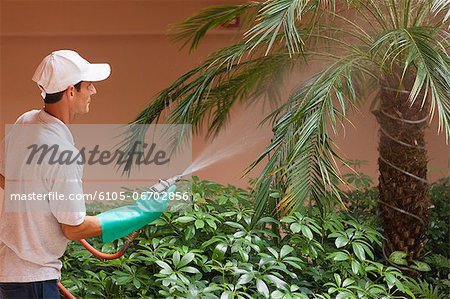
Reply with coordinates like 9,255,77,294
82,63,111,82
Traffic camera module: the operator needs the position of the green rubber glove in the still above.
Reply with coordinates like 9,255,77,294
97,185,175,243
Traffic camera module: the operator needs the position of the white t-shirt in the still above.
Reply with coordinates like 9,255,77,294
0,109,86,282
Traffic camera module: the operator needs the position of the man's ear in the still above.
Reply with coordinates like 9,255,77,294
66,85,75,97
0,173,5,190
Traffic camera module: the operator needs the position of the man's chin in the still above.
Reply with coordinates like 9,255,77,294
78,108,90,115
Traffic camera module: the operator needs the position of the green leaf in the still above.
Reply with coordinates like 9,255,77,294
332,252,349,261
271,290,284,299
238,248,249,262
265,274,288,289
185,225,195,241
342,278,354,287
115,276,132,285
352,243,366,261
351,260,359,275
335,237,349,248
388,251,408,266
204,285,223,293
410,261,431,272
178,252,195,268
170,252,180,270
237,273,253,285
225,221,245,230
212,243,228,261
256,216,279,226
280,245,294,258
290,223,302,233
133,278,141,289
220,291,233,299
257,279,270,298
180,266,200,274
155,261,172,271
195,219,205,229
267,247,279,259
176,216,196,223
234,231,246,238
205,219,217,230
384,273,397,288
269,192,281,198
177,272,191,285
336,291,352,299
281,216,296,223
284,259,303,270
151,218,166,226
101,242,115,253
334,274,342,287
301,226,314,240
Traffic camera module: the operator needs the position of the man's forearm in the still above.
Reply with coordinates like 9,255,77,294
60,215,102,240
0,174,4,190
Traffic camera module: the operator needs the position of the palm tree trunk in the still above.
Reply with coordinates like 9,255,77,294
374,72,430,263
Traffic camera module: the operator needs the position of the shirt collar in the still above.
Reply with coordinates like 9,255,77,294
38,109,75,145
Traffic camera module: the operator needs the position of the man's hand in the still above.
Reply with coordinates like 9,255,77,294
96,185,175,243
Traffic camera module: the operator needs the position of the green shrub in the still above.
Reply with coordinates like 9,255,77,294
426,177,449,258
61,177,447,298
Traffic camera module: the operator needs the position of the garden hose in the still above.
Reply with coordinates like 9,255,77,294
58,230,142,299
78,230,142,260
57,282,76,299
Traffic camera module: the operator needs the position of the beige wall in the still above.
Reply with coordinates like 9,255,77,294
1,0,448,188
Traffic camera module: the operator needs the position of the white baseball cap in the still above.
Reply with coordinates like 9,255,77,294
32,50,111,98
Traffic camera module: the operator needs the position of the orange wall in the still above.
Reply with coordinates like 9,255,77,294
1,0,448,188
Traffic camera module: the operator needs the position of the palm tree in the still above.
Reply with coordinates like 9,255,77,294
130,0,450,264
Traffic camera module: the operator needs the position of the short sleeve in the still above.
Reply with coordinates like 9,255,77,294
48,163,86,226
0,137,5,177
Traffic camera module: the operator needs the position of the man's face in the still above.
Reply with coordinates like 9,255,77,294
73,81,97,115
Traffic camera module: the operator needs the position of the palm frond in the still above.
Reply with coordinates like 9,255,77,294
432,0,450,24
116,42,295,175
410,0,434,26
134,39,296,128
244,0,340,56
371,26,450,141
401,0,450,27
170,53,293,138
354,0,390,31
171,3,260,52
123,0,450,186
250,56,371,220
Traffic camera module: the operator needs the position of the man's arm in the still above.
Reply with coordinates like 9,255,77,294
60,216,102,240
2,172,100,240
61,185,175,243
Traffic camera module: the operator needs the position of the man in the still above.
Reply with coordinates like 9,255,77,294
0,50,171,299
